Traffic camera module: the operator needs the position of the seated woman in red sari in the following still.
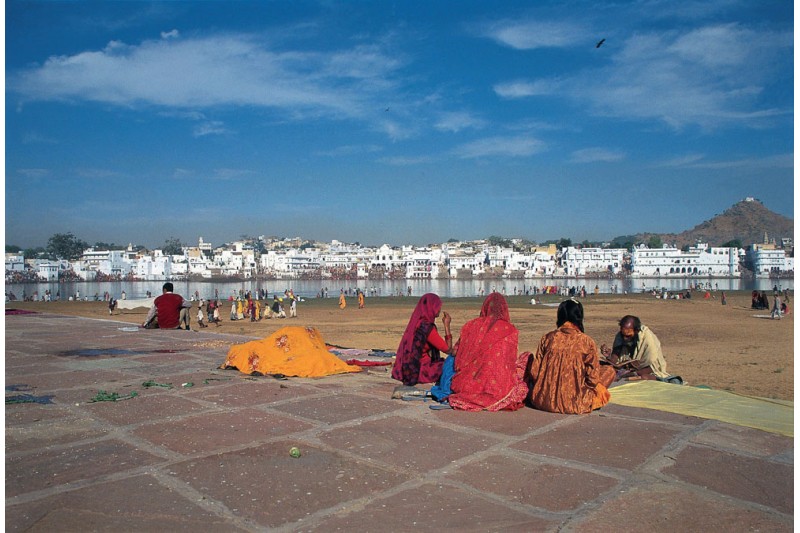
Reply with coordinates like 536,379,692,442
447,293,530,412
392,293,453,386
528,299,615,414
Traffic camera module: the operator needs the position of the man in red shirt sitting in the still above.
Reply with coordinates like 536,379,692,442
142,282,192,330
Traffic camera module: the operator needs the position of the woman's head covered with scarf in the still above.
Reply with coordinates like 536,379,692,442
557,298,585,332
480,292,510,329
398,293,442,351
393,293,444,385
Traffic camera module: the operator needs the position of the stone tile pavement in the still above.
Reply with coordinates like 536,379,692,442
5,312,794,532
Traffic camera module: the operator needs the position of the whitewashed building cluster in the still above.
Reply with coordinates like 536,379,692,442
630,243,744,277
5,236,794,282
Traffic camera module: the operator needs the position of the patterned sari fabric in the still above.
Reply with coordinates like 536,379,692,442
392,293,444,386
221,326,361,378
528,322,613,414
448,293,530,412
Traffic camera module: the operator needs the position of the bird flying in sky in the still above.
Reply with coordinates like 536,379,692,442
596,38,605,48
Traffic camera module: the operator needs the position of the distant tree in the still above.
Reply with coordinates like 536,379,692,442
557,238,572,249
447,238,459,243
46,232,88,260
24,247,47,260
647,236,663,249
162,237,184,256
5,244,22,253
721,239,743,249
488,235,513,248
93,242,124,250
610,235,636,249
299,242,314,251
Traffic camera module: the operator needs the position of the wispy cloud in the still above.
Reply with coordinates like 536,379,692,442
453,135,545,159
483,19,586,49
660,154,794,169
76,168,125,179
8,32,405,127
433,111,486,133
494,79,562,99
193,120,229,137
379,155,434,166
314,144,383,157
570,147,625,164
489,21,791,130
21,132,59,144
17,168,50,179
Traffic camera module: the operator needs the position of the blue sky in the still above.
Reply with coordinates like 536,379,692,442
5,0,794,249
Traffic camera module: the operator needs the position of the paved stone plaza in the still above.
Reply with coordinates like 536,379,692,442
5,312,793,532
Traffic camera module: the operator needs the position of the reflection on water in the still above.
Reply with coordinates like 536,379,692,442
6,277,793,300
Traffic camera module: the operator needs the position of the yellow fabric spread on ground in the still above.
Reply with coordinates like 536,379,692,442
609,381,793,437
222,326,362,378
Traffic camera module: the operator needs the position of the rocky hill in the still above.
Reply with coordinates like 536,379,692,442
621,198,793,249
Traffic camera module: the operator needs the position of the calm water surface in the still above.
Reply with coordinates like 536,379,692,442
7,277,792,301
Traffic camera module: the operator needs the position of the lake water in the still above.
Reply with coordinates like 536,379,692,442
6,277,792,301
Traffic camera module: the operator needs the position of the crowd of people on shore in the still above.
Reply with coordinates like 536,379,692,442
393,292,678,414
751,288,790,319
131,284,305,330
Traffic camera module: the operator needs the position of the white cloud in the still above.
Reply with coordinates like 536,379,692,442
494,79,561,99
570,148,625,164
547,24,790,129
161,29,179,39
379,155,434,166
453,136,545,159
684,153,793,169
17,168,50,179
8,33,404,123
484,20,585,49
314,144,383,157
193,120,229,137
433,111,486,133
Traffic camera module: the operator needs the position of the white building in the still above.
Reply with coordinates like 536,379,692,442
747,247,793,278
5,254,26,273
134,255,173,280
37,263,60,281
406,248,445,279
97,250,134,277
561,247,626,276
631,243,743,277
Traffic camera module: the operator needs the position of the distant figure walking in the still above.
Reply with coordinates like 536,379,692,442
339,290,347,310
771,295,783,320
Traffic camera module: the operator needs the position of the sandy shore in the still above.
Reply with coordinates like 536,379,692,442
5,290,793,400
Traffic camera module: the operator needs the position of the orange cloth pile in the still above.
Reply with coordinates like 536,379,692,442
220,326,362,377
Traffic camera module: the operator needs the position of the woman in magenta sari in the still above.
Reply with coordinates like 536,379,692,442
448,293,530,412
392,293,453,386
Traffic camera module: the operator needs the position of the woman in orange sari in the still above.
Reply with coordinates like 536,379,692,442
448,293,530,412
528,299,615,414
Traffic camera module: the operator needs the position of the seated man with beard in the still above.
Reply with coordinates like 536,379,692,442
600,315,669,381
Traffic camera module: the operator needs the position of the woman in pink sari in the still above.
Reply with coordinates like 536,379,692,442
448,293,530,412
392,293,453,386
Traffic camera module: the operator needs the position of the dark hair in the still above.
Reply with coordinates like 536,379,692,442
618,315,641,331
557,298,584,332
163,282,174,292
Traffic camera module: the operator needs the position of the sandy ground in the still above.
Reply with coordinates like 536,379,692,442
5,290,793,401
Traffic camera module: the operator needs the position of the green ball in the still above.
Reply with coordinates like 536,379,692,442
289,446,301,458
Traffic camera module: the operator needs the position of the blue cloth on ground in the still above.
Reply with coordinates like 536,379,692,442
430,356,455,402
